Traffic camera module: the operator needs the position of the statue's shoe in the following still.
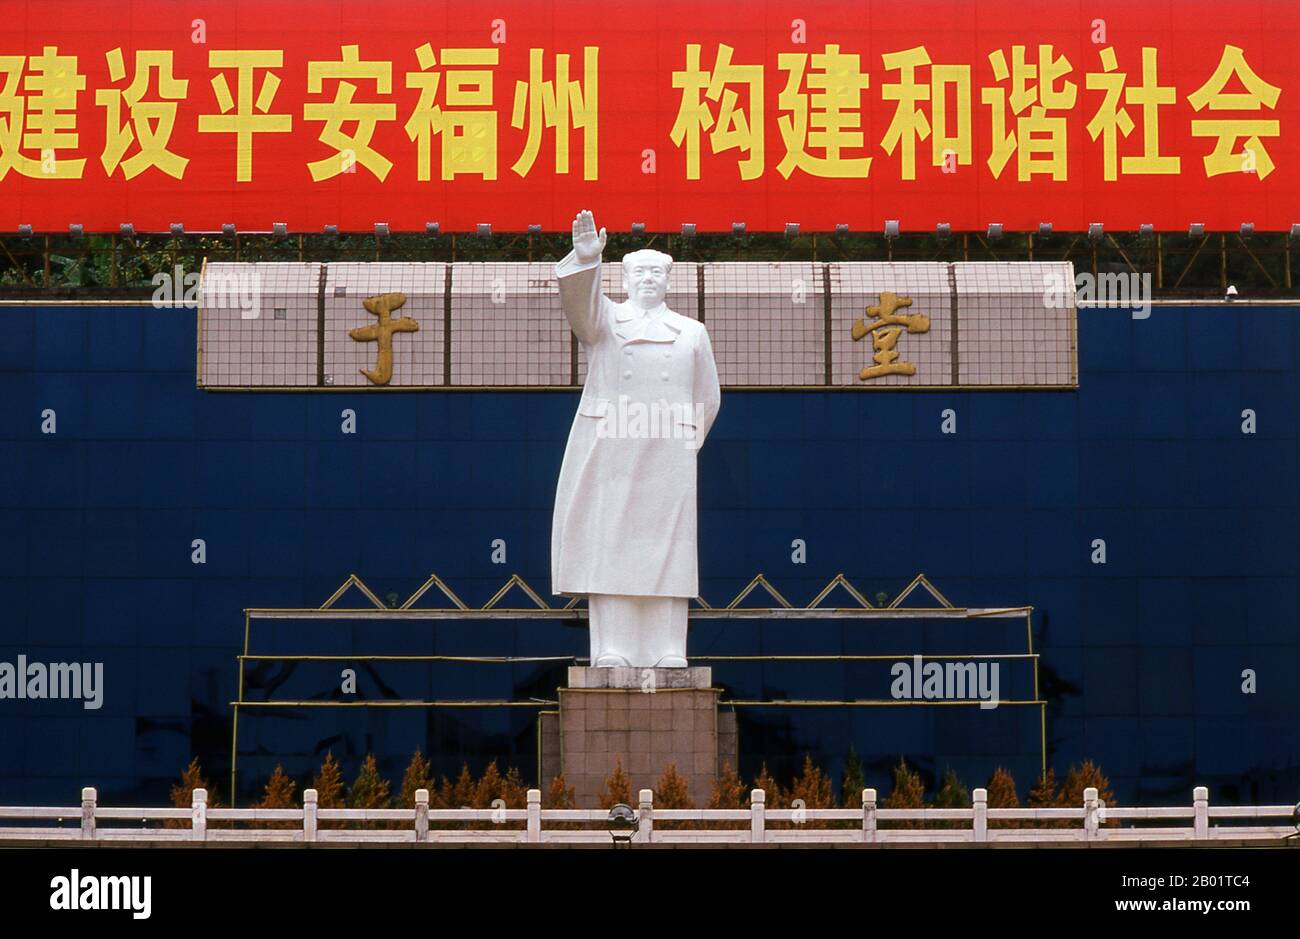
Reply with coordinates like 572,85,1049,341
653,655,688,668
593,654,631,667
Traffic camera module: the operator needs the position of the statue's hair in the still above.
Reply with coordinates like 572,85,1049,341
621,248,674,278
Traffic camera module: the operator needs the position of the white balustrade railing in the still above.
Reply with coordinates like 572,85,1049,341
0,786,1293,846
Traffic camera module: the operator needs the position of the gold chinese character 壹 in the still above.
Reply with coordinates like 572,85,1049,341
851,291,929,381
351,292,418,385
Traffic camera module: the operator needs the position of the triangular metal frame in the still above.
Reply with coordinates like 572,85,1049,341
400,573,470,611
888,573,956,610
806,573,876,609
309,570,964,614
724,573,793,609
481,574,552,610
318,574,387,610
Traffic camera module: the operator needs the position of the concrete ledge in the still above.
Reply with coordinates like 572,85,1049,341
566,666,712,689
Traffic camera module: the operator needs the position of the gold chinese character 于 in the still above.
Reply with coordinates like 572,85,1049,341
351,292,418,386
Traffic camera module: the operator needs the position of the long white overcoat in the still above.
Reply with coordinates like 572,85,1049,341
551,249,721,598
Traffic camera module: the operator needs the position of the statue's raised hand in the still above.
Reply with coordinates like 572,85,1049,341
572,209,607,264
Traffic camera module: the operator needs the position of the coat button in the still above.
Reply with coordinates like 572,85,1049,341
624,349,633,357
661,371,669,380
623,370,632,379
664,351,671,358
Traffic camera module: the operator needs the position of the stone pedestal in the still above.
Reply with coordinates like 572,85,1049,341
539,666,736,806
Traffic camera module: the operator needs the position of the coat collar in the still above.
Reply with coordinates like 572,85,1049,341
614,301,686,343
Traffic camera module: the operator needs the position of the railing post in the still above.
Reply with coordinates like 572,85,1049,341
1193,786,1209,840
414,788,429,843
80,787,96,840
303,788,318,843
191,788,207,841
862,788,877,844
1083,787,1099,840
638,789,654,844
526,788,541,843
750,788,765,844
972,787,988,843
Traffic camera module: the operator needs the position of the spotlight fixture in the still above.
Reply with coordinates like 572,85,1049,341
606,803,638,846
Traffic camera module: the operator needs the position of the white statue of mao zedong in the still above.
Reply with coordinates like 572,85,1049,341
552,209,721,668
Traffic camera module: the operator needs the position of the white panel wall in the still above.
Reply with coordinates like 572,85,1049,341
198,260,1077,389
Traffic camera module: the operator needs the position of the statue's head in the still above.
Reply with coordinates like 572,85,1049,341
621,248,673,310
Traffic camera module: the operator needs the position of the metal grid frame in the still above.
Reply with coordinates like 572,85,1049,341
953,261,1077,387
451,262,572,386
199,262,321,387
228,571,1046,801
829,261,952,387
703,262,824,385
198,260,1078,390
323,262,445,387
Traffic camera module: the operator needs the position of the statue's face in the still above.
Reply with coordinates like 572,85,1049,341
623,260,669,309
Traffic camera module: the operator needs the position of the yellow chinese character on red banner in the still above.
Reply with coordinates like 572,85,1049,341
304,45,397,181
851,291,930,381
777,44,872,178
982,44,1077,181
879,46,972,179
1188,44,1280,179
670,43,765,180
405,44,499,180
511,47,598,180
0,46,86,179
198,51,293,183
97,48,189,180
1085,47,1179,180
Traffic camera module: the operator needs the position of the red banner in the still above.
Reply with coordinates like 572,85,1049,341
0,0,1296,232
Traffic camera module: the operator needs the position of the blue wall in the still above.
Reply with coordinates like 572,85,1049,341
0,302,1296,807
